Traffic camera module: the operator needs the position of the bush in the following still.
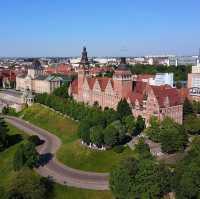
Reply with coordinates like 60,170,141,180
28,135,44,146
113,145,124,153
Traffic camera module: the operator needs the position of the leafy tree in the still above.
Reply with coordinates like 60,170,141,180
0,117,9,151
110,158,138,199
104,124,118,147
13,144,26,171
111,120,126,144
132,159,172,198
122,115,136,135
174,137,200,199
160,118,188,153
117,99,132,120
184,115,200,135
145,116,161,142
28,135,43,146
90,125,104,147
135,138,152,159
53,83,69,98
103,108,118,126
78,119,92,144
23,142,39,168
183,98,193,117
110,156,172,199
134,116,145,136
7,169,46,199
13,142,39,170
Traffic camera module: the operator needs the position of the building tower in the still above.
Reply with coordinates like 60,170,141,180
113,57,132,98
80,46,89,67
27,60,44,79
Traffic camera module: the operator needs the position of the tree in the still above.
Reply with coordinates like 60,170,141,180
104,124,118,147
13,142,39,170
183,98,193,117
132,159,172,198
160,118,188,153
28,135,43,146
135,138,152,159
110,158,138,199
13,144,25,171
134,116,145,136
184,115,200,135
117,99,132,120
103,108,118,126
145,116,161,142
122,115,136,135
53,83,69,98
78,119,92,144
0,117,9,151
174,137,200,199
90,125,104,147
110,156,172,199
23,142,39,168
7,169,46,199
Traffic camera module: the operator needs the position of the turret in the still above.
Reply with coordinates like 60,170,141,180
113,58,132,98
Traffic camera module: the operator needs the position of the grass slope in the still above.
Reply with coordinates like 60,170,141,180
0,123,113,199
20,104,133,172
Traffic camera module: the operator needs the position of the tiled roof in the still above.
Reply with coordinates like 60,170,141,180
133,81,148,94
97,77,111,91
127,92,144,104
86,78,96,89
71,79,78,94
151,85,182,107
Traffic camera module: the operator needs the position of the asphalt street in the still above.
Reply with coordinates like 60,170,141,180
5,116,109,190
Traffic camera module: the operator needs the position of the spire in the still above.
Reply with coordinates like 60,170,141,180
80,46,89,65
117,57,129,70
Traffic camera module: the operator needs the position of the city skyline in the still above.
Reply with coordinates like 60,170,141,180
0,0,200,57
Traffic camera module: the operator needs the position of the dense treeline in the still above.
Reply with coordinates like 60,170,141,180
129,64,191,81
145,117,188,153
36,94,145,148
110,138,172,199
110,136,200,199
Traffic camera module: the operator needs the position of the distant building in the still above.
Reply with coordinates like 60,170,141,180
169,56,197,66
188,62,200,101
16,60,62,94
149,73,174,87
0,89,34,112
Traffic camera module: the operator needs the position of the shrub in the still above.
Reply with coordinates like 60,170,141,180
113,145,124,153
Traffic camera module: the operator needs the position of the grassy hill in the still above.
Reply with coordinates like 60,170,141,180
0,123,113,199
20,103,133,172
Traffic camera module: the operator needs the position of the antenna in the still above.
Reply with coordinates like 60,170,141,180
199,48,200,59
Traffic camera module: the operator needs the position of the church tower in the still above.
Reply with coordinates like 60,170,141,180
80,46,89,67
77,47,90,101
113,58,132,98
27,60,44,79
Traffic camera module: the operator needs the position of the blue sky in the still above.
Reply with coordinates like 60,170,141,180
0,0,200,57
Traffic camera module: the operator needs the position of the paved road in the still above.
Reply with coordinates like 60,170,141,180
5,116,109,190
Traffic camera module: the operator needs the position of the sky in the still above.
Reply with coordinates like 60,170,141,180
0,0,200,57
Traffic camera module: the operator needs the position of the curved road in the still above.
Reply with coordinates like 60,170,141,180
5,116,109,190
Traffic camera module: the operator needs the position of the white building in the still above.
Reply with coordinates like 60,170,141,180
149,73,174,87
16,61,62,94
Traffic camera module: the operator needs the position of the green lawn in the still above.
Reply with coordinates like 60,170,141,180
20,103,134,172
0,123,113,199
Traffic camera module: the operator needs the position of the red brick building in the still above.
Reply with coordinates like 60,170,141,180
0,69,16,88
69,58,183,125
45,63,72,75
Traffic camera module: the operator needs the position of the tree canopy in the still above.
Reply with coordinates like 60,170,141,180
0,117,9,151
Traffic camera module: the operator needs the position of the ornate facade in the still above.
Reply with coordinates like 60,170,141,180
69,56,183,125
16,60,62,94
